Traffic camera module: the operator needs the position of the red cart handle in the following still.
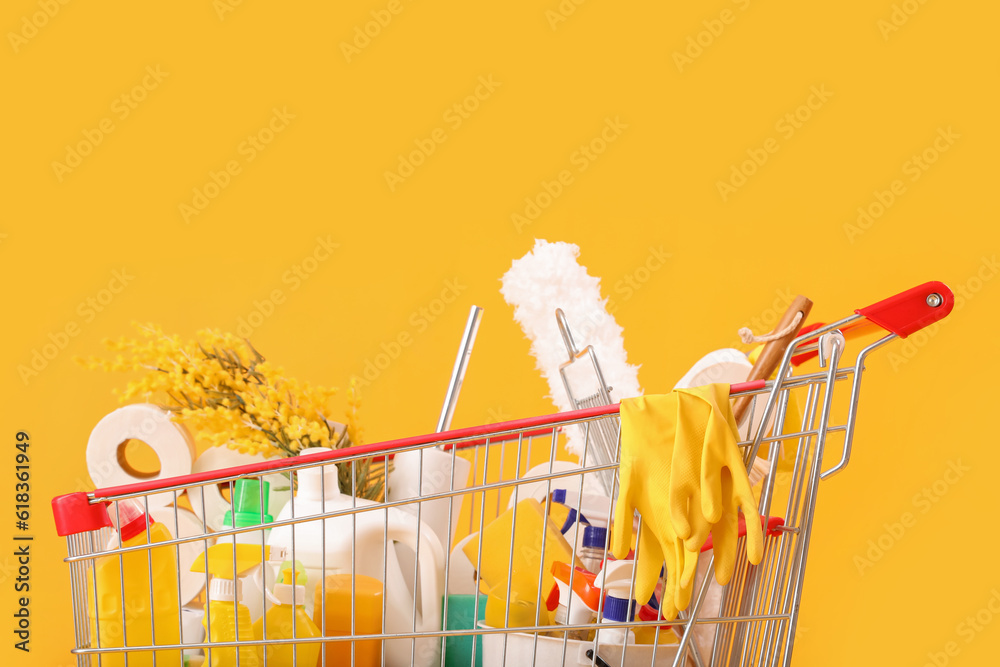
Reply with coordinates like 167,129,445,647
855,280,953,338
792,281,953,365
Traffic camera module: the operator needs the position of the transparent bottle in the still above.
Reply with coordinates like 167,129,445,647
578,525,609,574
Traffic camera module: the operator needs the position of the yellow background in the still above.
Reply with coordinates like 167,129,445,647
2,0,999,664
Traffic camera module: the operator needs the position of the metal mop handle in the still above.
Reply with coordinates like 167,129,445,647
435,305,484,434
556,308,580,360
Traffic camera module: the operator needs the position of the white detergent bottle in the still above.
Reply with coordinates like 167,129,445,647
594,560,638,647
267,447,444,667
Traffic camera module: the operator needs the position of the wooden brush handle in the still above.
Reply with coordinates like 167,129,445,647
732,295,813,424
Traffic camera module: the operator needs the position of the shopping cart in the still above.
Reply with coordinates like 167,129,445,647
51,281,954,667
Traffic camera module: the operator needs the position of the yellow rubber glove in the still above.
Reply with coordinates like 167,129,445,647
615,386,764,603
667,387,733,549
670,385,763,585
614,395,699,617
634,516,698,621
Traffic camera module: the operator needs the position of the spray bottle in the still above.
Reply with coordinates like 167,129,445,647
221,478,277,622
190,543,269,667
253,560,322,666
593,560,637,647
546,561,601,641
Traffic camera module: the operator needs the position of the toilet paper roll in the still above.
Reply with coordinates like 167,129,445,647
86,404,196,509
186,447,291,532
149,506,213,607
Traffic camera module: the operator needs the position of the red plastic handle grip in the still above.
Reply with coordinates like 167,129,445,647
790,281,953,365
701,515,785,553
855,280,954,339
51,493,112,537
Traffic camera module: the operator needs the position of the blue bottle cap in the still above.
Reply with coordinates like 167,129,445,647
602,595,635,623
582,525,608,549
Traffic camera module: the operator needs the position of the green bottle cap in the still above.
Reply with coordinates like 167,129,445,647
222,478,273,529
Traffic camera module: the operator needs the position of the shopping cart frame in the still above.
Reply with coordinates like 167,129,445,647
52,281,954,667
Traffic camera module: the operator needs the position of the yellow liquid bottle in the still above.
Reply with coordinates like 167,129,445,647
634,604,679,645
204,595,260,667
253,561,321,666
87,501,182,667
314,573,384,667
463,497,583,627
190,543,270,667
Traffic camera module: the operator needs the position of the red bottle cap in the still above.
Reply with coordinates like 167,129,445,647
109,498,155,542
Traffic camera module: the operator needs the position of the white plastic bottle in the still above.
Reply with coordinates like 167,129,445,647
267,447,444,667
594,560,638,647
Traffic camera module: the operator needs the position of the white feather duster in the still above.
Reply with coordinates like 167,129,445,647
500,239,642,459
